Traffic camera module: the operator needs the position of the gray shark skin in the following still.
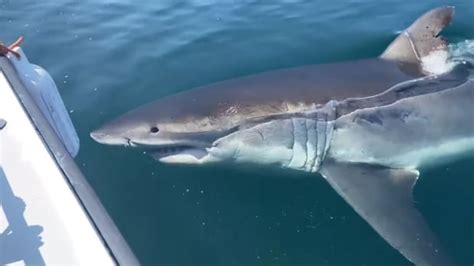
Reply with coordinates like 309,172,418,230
91,7,471,266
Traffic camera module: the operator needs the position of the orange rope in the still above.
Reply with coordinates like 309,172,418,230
0,36,24,59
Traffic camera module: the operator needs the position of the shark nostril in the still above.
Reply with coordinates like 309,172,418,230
150,126,159,133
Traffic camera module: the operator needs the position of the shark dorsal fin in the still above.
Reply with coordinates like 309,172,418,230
381,6,454,66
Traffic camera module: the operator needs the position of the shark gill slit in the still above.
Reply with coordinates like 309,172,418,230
299,118,309,169
288,116,296,166
287,101,336,173
305,118,317,172
288,118,306,169
315,112,327,171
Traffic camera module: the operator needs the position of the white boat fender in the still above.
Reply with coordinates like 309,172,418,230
0,118,6,129
3,42,80,157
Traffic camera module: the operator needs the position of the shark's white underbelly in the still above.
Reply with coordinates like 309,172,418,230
329,135,474,169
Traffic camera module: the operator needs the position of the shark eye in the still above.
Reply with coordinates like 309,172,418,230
150,126,159,133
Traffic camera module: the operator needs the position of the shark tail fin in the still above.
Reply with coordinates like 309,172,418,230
381,6,455,66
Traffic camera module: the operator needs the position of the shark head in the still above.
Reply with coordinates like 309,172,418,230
91,87,302,166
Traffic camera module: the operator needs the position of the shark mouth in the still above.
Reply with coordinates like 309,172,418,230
148,144,210,164
143,129,239,164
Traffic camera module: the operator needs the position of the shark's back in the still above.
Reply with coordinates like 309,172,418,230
150,58,415,126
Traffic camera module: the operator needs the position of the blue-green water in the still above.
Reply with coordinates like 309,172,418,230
1,1,473,265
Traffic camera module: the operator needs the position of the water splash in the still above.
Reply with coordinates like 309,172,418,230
421,39,474,75
448,39,474,65
421,50,455,75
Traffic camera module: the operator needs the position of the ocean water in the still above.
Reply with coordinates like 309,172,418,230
1,1,473,265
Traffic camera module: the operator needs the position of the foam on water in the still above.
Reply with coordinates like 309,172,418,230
421,50,455,75
421,40,474,75
448,39,474,64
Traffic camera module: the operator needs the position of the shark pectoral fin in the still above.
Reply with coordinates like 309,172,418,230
381,6,454,66
320,161,454,266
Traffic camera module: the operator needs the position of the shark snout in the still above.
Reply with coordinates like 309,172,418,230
90,129,129,145
90,130,105,142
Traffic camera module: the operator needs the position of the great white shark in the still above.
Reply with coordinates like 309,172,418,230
91,7,473,265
